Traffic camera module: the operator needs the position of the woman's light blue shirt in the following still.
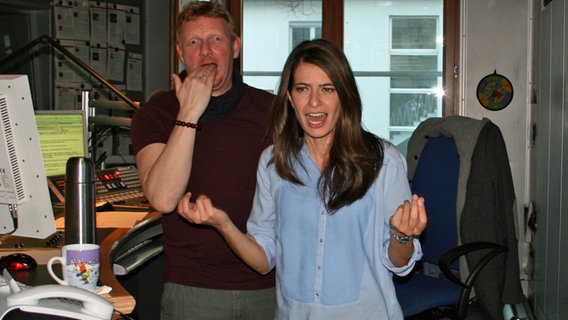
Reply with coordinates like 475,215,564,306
247,143,423,319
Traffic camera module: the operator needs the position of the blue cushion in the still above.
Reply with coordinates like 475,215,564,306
411,136,459,267
395,136,462,317
395,274,462,317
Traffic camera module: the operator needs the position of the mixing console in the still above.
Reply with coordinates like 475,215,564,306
48,166,150,210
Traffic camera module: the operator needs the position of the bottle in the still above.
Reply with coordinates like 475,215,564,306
64,157,96,244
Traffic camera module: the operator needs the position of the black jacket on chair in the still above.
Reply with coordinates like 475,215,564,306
460,119,524,319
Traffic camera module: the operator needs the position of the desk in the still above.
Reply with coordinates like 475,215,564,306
100,227,136,315
0,211,152,317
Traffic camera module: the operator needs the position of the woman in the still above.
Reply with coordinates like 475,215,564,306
177,39,427,319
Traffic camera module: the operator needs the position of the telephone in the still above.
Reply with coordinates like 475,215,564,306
111,213,163,276
0,270,113,320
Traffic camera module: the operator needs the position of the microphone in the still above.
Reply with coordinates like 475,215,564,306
64,157,97,244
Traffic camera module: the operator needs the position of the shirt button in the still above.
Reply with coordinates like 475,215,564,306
315,291,320,298
319,238,323,243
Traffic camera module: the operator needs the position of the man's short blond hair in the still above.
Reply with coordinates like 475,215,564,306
176,1,238,44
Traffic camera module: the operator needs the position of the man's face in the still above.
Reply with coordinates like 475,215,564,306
176,16,241,96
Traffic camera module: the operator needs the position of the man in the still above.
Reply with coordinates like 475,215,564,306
130,1,275,319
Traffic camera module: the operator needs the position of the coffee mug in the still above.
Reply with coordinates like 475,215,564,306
47,243,100,291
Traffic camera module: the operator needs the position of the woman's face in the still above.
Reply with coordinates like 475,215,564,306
288,62,341,146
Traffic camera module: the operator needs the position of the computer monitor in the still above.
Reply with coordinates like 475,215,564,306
35,110,88,177
0,74,56,239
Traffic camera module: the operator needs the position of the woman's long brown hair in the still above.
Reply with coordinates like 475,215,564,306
270,39,384,212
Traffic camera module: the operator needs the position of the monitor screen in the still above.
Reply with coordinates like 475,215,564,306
0,74,56,239
35,110,88,177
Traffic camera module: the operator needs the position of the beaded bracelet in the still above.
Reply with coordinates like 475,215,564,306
173,120,201,130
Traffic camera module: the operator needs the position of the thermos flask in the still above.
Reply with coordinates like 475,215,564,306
64,156,96,244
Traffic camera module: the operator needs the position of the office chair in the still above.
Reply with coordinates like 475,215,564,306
394,133,507,319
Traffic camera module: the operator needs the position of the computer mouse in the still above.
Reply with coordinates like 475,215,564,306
0,253,37,271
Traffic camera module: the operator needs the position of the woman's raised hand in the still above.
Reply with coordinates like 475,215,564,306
390,194,427,238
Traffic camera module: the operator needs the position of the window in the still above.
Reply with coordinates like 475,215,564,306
234,0,458,153
242,0,322,93
290,21,322,50
392,17,437,50
388,16,442,150
343,3,443,152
